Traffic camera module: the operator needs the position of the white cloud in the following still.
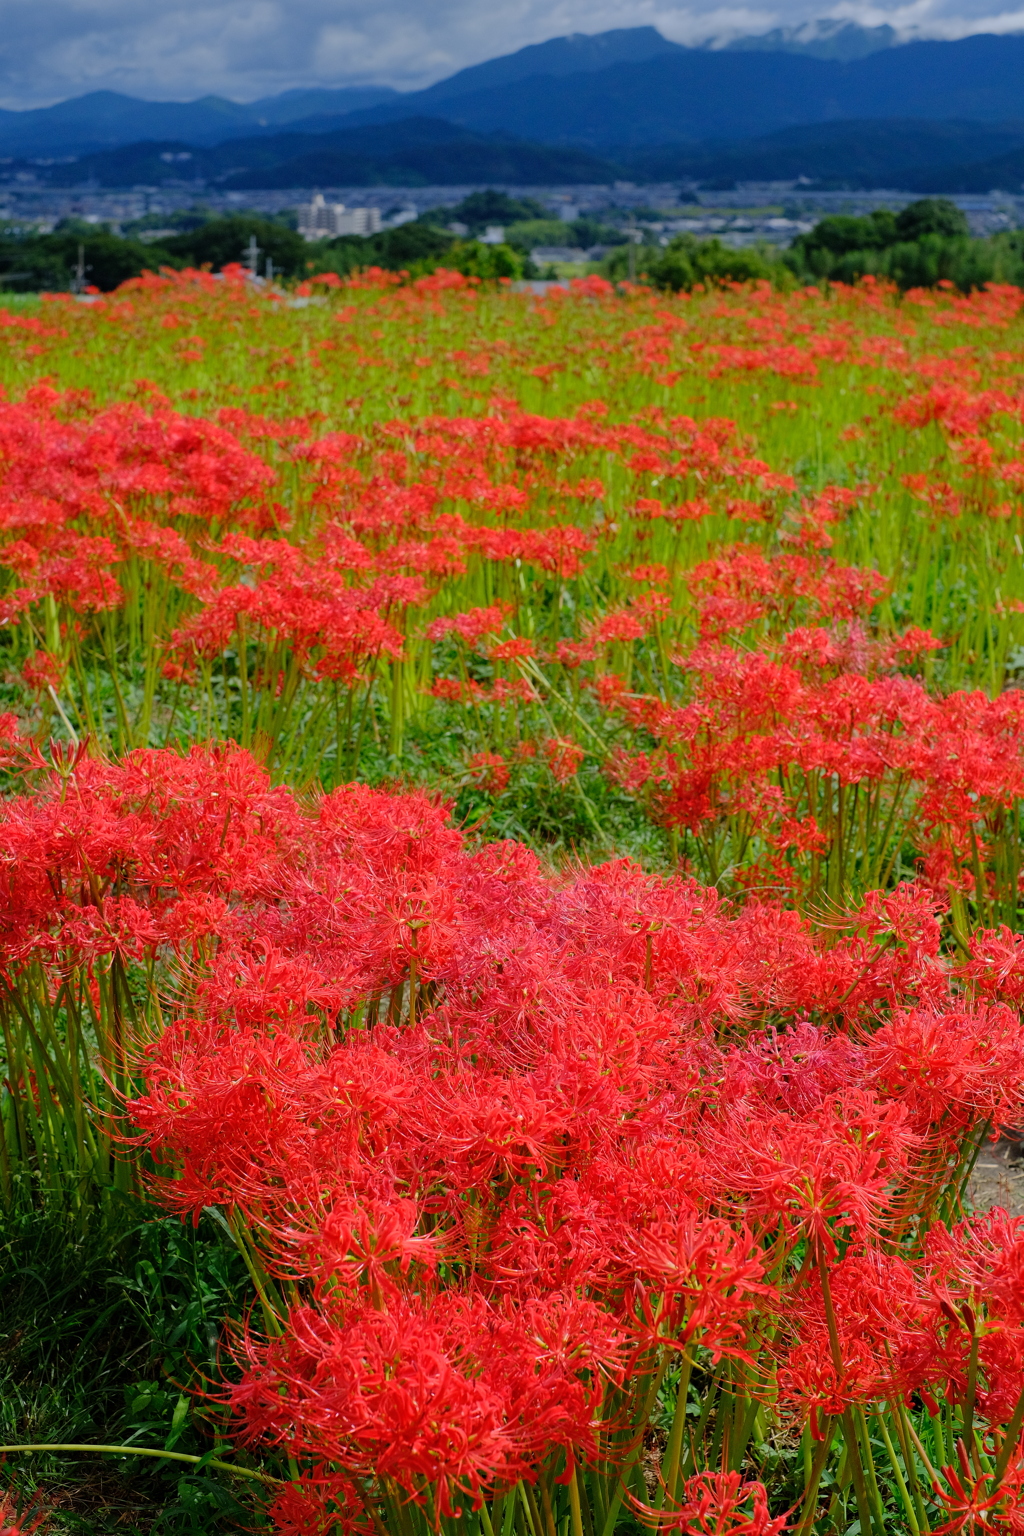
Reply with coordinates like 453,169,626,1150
0,0,1021,109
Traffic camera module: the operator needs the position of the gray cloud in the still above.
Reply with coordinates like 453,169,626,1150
1,0,1021,108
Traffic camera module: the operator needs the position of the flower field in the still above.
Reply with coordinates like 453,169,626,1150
3,263,1024,1533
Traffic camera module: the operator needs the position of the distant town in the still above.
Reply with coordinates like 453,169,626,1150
2,181,1021,269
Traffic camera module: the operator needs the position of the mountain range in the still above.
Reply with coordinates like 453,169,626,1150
336,34,1024,148
0,29,682,159
31,115,1024,195
629,119,1024,192
40,119,615,190
3,25,1024,193
0,86,401,160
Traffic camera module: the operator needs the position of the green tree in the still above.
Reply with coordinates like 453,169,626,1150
894,197,969,242
161,216,307,277
440,240,523,280
788,209,895,269
305,222,455,279
0,230,178,293
446,190,549,232
305,223,522,282
605,233,786,291
785,198,993,293
566,216,626,249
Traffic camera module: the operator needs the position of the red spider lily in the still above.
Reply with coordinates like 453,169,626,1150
19,650,66,694
266,1474,375,1536
468,751,510,796
865,1004,1024,1145
229,1292,619,1514
544,738,584,783
957,927,1024,1005
624,1213,773,1359
775,1247,930,1416
928,1438,1024,1535
641,1472,788,1535
598,595,1024,913
428,604,513,644
0,1491,49,1536
489,636,537,661
921,1212,1024,1422
78,744,1020,1526
707,1091,918,1258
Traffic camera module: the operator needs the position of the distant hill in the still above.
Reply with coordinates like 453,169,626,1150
0,31,686,160
904,143,1024,193
405,27,684,103
0,91,246,158
3,22,1024,201
0,85,400,159
24,110,1024,196
620,119,1024,189
4,25,1024,165
242,86,401,126
40,118,617,189
0,30,681,160
339,35,1024,147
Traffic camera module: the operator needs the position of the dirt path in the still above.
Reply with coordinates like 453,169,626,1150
968,1139,1024,1217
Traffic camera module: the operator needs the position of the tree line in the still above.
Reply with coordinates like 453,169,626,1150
1,198,1022,296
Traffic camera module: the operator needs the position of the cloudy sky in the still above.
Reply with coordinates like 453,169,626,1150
2,0,1023,109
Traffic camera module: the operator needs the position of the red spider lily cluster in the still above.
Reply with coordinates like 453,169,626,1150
0,274,1020,769
2,737,1022,1529
0,374,797,777
3,266,1024,1532
598,539,1024,921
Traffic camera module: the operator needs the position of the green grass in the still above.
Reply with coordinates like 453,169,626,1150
0,1202,262,1533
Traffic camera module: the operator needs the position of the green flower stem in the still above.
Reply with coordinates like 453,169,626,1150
0,1443,282,1484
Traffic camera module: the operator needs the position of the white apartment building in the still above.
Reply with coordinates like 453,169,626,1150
297,194,382,240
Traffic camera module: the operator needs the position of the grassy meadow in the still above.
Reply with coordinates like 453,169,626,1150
1,263,1024,1533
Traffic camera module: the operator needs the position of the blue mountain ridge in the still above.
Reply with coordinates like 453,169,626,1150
0,29,683,159
4,24,1024,195
3,25,1023,162
333,36,1024,147
0,86,400,159
38,118,615,190
26,112,1024,195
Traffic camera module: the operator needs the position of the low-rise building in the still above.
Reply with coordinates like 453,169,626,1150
298,193,382,240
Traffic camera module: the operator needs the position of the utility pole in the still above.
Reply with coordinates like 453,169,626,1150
627,214,637,282
71,243,88,294
244,235,260,276
265,256,274,284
